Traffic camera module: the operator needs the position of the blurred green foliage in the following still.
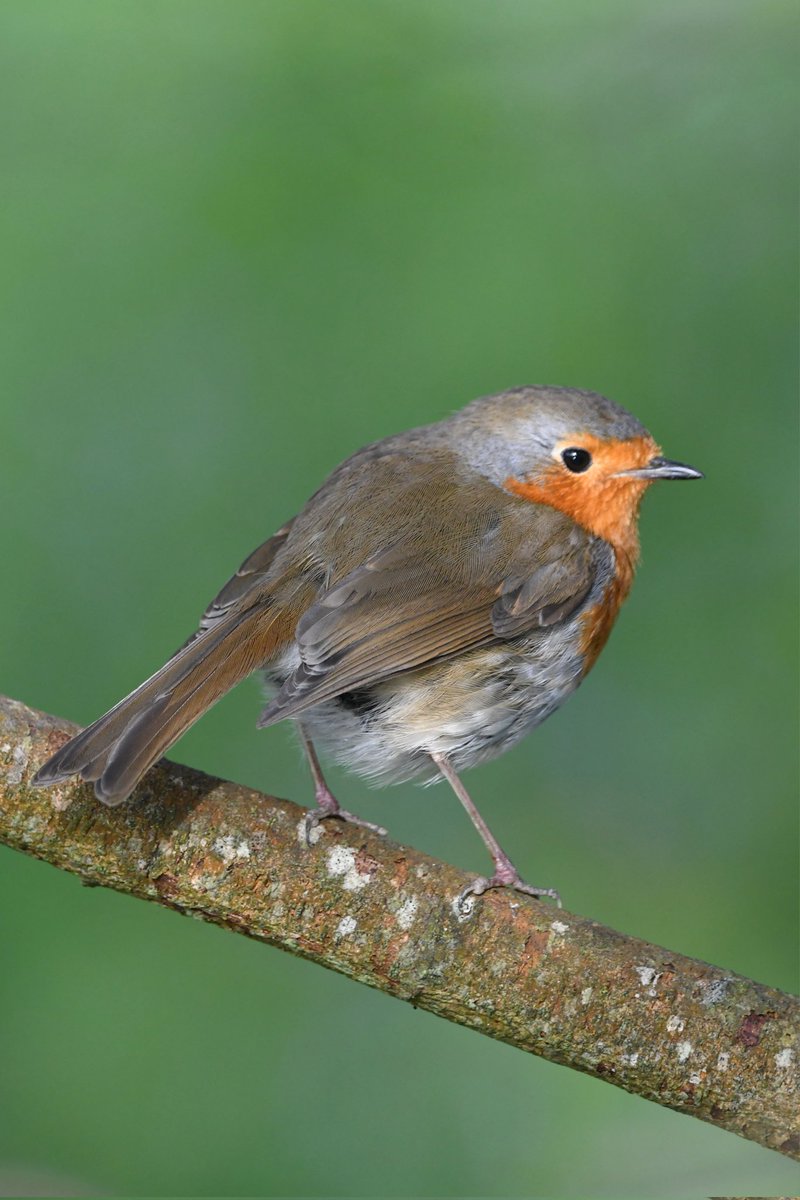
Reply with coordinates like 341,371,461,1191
1,1,797,1195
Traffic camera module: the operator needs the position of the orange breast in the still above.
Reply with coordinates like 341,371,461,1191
578,558,634,675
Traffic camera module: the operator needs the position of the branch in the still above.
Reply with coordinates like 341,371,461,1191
1,695,797,1159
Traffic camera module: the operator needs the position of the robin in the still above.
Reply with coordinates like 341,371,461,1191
33,386,702,907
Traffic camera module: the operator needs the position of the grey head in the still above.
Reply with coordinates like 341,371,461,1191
439,385,651,488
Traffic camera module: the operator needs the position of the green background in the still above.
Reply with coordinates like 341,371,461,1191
1,1,797,1196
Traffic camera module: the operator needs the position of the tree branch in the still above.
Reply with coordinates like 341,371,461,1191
1,694,796,1159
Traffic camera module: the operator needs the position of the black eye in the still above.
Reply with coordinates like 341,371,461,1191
561,447,592,473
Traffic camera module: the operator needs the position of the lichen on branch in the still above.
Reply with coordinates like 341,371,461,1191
1,694,797,1160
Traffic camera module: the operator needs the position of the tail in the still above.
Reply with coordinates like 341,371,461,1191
32,602,285,805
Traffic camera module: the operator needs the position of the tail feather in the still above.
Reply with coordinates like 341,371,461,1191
32,602,285,805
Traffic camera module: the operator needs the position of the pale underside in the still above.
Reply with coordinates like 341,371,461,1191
263,603,602,786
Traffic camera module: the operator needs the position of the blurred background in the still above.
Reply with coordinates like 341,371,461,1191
1,1,797,1195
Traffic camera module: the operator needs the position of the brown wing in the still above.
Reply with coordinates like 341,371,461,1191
176,519,296,652
257,499,602,726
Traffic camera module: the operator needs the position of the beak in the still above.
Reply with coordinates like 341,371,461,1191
615,456,704,481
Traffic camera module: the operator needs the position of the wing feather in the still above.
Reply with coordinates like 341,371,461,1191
258,505,603,727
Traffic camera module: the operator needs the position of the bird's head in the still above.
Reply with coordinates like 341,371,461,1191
451,385,702,553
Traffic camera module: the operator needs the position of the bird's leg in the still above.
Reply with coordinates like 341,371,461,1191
430,751,561,911
298,725,387,845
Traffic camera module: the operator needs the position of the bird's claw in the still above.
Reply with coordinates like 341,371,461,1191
456,872,562,916
302,805,387,847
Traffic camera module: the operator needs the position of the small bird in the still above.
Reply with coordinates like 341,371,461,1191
33,386,702,906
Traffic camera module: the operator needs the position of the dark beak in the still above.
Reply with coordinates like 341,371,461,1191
615,456,704,481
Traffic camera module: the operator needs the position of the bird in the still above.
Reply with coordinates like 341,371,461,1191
33,385,702,907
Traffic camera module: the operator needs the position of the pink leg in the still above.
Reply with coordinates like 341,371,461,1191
430,751,561,911
298,725,386,844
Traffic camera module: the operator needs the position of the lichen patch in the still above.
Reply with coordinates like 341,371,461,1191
634,965,662,996
213,834,251,864
50,786,72,812
326,845,371,891
676,1040,693,1063
700,978,731,1006
6,744,29,786
395,895,418,930
336,915,358,940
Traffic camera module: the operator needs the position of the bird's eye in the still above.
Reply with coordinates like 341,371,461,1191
561,447,592,473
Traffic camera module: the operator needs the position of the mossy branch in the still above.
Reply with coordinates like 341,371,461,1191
1,694,797,1159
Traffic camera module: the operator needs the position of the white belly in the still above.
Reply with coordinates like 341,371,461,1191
262,619,586,786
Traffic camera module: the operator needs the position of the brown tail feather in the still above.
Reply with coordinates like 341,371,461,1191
32,603,287,805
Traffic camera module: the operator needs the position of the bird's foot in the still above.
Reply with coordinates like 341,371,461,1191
302,784,387,847
456,854,561,915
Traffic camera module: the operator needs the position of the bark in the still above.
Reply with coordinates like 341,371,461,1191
1,694,797,1159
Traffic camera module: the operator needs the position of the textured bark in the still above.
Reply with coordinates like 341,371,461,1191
1,694,797,1159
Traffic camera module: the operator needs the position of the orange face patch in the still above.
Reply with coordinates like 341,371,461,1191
505,432,660,677
504,432,660,566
